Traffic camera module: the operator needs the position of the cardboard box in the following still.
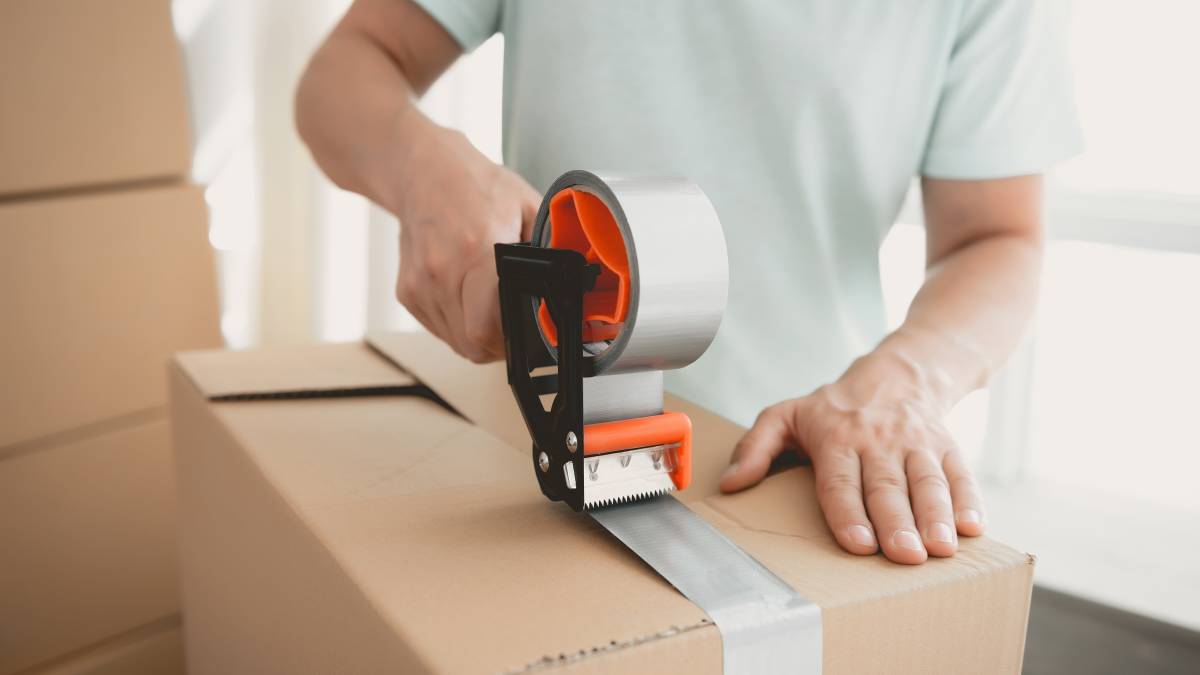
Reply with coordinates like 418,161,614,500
0,0,191,197
0,420,180,675
169,333,1035,674
22,618,185,675
0,183,221,449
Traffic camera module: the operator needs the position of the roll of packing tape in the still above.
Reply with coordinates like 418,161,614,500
531,171,729,375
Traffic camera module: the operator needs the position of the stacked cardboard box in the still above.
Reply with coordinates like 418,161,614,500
0,1,220,673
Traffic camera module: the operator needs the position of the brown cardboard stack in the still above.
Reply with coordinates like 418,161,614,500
0,1,220,674
169,332,1036,674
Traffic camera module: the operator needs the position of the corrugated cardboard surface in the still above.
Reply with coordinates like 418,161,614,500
0,420,180,675
171,333,1034,674
0,183,221,448
0,0,191,197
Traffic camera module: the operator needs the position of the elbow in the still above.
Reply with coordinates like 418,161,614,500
292,45,354,194
293,55,321,156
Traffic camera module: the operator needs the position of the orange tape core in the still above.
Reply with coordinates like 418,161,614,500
536,188,630,346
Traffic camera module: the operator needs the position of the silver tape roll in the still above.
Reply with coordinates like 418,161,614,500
532,171,729,375
581,371,663,424
592,496,822,674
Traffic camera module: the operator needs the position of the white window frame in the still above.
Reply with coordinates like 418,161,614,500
897,182,1200,481
897,180,1200,629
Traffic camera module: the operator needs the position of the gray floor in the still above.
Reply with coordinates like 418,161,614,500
1024,586,1200,674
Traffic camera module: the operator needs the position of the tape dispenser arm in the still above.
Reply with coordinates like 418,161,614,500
494,243,597,512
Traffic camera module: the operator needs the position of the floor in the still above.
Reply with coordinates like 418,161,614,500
1024,586,1200,674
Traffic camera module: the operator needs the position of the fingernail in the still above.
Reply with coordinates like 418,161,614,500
957,509,982,525
929,522,955,543
847,524,876,547
720,462,739,480
893,530,924,551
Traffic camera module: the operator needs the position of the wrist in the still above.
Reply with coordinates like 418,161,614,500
838,327,981,413
373,103,442,215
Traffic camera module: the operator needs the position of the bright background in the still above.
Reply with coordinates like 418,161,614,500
172,0,1200,629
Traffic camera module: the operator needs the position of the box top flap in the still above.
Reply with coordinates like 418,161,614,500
175,342,415,399
184,335,1034,673
362,332,1031,588
367,331,530,452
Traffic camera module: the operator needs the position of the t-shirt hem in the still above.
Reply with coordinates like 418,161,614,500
920,136,1085,180
410,0,496,52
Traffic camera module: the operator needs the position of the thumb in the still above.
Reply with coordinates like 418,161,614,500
720,403,799,493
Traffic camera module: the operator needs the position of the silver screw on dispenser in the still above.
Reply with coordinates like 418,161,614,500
566,431,578,453
538,452,550,473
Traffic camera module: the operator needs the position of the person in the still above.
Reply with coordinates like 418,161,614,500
295,0,1080,565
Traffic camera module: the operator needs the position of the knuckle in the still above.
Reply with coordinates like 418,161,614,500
930,426,957,450
826,425,856,449
860,445,895,465
911,472,950,493
817,473,860,500
464,319,493,349
821,443,858,464
917,500,951,519
458,232,485,258
864,473,906,500
395,276,416,306
424,256,445,281
753,405,780,427
948,473,979,495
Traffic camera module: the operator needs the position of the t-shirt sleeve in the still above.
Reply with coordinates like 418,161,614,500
921,0,1084,179
410,0,503,52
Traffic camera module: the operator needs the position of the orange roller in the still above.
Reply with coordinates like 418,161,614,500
537,188,631,346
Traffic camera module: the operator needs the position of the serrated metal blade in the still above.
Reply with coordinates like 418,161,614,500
582,445,677,510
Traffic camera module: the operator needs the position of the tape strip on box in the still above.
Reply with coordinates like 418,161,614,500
592,496,822,674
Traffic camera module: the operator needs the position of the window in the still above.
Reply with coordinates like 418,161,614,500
880,0,1200,629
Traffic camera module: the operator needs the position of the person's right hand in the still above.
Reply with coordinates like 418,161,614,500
391,117,541,362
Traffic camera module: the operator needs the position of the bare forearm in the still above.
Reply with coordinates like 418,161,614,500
296,32,420,212
836,175,1045,414
295,0,539,362
724,177,1043,562
294,0,458,214
874,232,1042,409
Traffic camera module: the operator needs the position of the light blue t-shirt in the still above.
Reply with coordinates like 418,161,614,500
415,0,1082,426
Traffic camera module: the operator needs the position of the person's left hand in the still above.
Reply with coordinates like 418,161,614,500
718,349,986,564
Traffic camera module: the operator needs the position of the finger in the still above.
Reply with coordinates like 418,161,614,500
720,405,796,493
863,452,926,564
406,265,455,352
417,291,455,348
461,264,505,361
436,270,489,363
813,448,876,555
396,270,446,342
943,449,986,537
397,231,451,343
905,450,957,557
